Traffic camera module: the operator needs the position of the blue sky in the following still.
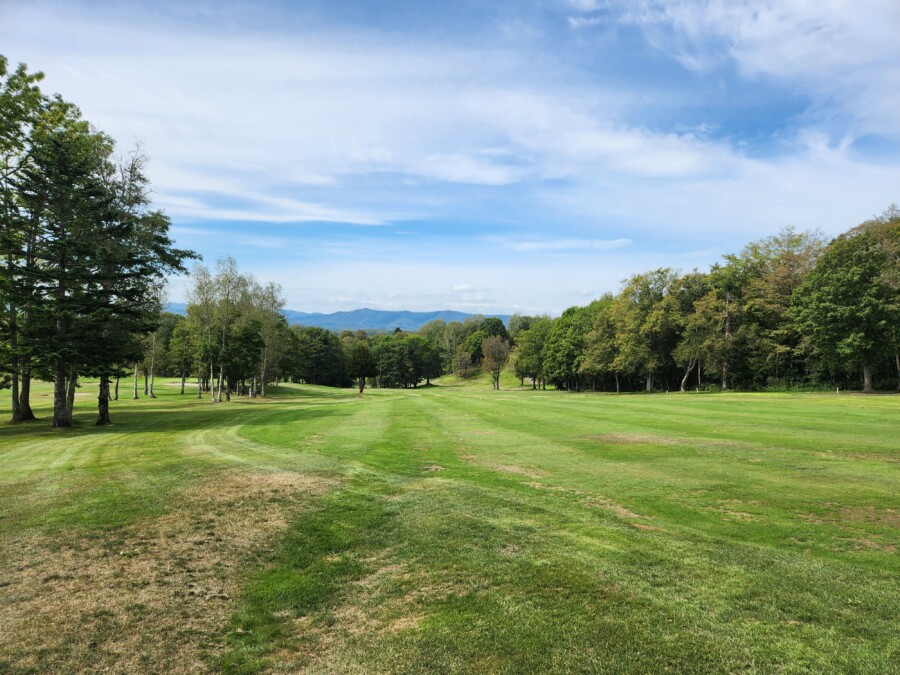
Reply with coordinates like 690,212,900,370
2,0,899,313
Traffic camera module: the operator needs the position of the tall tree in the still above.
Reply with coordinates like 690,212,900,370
581,296,620,391
481,335,509,390
212,257,245,402
346,332,374,393
794,214,900,392
513,315,551,389
0,57,44,421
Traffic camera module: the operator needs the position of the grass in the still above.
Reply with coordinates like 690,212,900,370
0,374,898,673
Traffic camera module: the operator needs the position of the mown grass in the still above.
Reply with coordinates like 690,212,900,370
1,375,898,673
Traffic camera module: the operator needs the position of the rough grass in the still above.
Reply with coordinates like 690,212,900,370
0,377,898,673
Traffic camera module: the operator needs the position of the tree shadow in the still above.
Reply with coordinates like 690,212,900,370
0,390,358,442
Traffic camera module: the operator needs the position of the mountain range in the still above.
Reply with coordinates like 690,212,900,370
165,304,510,332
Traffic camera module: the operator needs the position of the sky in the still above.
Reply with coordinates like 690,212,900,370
2,0,899,314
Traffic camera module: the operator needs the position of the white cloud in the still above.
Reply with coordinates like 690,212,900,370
0,1,747,218
568,16,605,28
618,0,900,138
158,192,387,225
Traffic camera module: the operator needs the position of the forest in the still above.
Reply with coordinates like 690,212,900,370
2,55,899,430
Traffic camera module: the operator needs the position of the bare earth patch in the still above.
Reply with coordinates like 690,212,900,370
267,560,463,671
0,469,335,673
837,506,900,529
851,538,897,552
583,495,643,519
459,455,545,479
709,499,759,522
486,463,545,479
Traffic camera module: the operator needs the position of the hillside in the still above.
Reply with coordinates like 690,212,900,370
166,304,510,332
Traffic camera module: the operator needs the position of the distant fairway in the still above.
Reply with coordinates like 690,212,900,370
1,378,898,673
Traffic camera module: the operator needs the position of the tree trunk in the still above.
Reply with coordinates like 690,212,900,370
216,363,224,402
180,371,186,395
97,374,111,425
862,362,874,393
197,374,203,399
260,354,267,397
615,371,620,394
680,360,695,393
681,358,700,394
17,253,36,422
52,360,70,428
9,316,20,422
893,329,900,391
148,332,157,398
144,370,148,396
114,375,120,401
358,376,366,394
7,250,22,422
20,370,35,420
133,363,139,399
896,351,900,392
65,367,77,423
645,370,653,392
722,291,732,391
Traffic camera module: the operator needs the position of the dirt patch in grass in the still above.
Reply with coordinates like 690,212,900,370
851,538,897,552
709,499,759,522
459,455,546,479
837,506,900,529
0,469,335,673
487,463,545,479
583,495,643,519
388,614,423,632
800,505,900,531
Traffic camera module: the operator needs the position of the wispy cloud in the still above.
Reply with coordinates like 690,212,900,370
158,193,387,225
568,16,605,28
615,0,900,138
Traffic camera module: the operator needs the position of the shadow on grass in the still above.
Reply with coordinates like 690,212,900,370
0,389,358,442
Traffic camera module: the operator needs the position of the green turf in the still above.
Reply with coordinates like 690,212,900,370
1,376,898,673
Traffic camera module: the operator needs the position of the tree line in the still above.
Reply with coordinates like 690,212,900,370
186,217,892,396
151,213,900,398
511,219,898,394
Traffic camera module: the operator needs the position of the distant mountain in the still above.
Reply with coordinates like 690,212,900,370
165,303,510,332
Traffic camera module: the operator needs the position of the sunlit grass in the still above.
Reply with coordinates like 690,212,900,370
1,379,897,672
